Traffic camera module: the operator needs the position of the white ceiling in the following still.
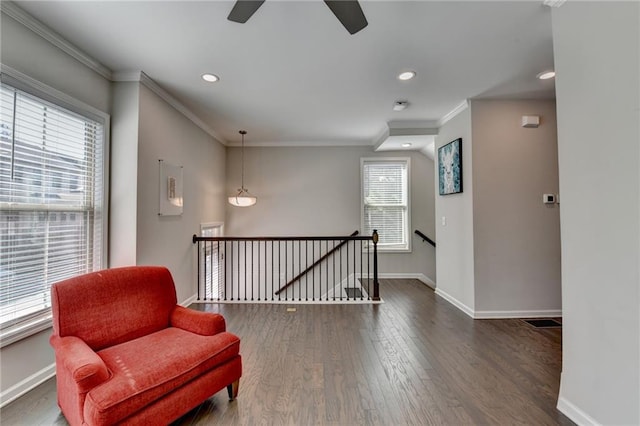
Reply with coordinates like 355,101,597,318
10,0,556,147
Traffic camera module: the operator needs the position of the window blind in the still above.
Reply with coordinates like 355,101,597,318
201,224,223,300
362,159,409,250
0,83,104,331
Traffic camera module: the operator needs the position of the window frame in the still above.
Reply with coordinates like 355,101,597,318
200,222,224,300
360,157,411,253
0,66,110,347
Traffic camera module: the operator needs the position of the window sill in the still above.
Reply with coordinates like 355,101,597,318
0,313,52,349
377,245,412,253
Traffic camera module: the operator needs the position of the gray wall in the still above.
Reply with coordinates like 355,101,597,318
0,11,111,113
225,146,436,281
0,10,112,399
471,100,561,315
553,2,639,424
136,84,227,303
0,10,227,399
434,107,475,313
434,100,561,318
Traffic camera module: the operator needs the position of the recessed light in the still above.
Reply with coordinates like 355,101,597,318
402,143,412,148
398,71,416,81
537,70,555,80
202,73,219,83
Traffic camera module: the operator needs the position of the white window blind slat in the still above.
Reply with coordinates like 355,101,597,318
0,82,104,333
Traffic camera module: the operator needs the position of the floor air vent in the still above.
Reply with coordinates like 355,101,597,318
344,288,363,298
524,319,562,328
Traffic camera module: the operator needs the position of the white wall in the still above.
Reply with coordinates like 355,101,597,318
0,10,112,400
136,84,227,303
471,100,561,316
109,82,140,267
553,3,639,425
434,107,475,314
225,146,436,281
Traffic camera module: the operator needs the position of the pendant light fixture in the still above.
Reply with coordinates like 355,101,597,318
228,130,257,207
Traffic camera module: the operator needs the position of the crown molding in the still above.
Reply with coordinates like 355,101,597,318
111,71,143,82
388,127,438,137
438,100,469,127
0,1,113,80
2,2,226,144
138,72,227,145
372,125,391,151
388,120,440,129
1,1,473,149
232,139,375,148
112,71,227,145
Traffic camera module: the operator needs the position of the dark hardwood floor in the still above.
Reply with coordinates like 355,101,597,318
1,279,573,425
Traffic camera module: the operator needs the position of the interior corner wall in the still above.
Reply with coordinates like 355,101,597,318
136,84,226,303
109,82,140,267
224,146,436,281
471,100,561,316
552,2,639,425
0,11,111,113
434,106,475,314
0,10,111,399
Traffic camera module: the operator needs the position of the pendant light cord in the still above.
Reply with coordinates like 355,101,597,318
240,130,247,190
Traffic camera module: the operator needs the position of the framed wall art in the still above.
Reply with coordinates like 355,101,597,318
159,160,183,216
438,138,463,195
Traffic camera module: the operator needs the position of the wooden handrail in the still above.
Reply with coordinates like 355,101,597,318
275,230,359,295
414,229,436,247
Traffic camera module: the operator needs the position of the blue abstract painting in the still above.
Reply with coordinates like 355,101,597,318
438,138,462,195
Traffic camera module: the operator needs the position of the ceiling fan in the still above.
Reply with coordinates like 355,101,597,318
227,0,368,35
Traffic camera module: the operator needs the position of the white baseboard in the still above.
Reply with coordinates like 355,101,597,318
191,299,383,305
557,395,600,426
433,288,562,320
434,288,475,318
0,363,56,408
378,273,436,289
473,309,562,319
180,294,198,307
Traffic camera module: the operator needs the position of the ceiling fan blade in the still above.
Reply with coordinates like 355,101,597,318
228,0,265,24
324,0,368,35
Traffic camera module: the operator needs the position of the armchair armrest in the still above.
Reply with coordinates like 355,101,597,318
49,335,110,393
170,305,226,336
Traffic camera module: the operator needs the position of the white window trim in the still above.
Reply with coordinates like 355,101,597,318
0,65,110,347
360,157,412,253
200,222,224,236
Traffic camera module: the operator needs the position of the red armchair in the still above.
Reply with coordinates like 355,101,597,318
50,266,241,425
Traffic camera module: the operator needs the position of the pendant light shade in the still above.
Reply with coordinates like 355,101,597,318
228,130,257,207
228,188,257,207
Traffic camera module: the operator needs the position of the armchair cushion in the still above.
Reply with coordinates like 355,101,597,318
84,328,240,425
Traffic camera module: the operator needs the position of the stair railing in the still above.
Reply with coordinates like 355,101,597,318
275,230,359,295
414,229,436,247
192,230,379,303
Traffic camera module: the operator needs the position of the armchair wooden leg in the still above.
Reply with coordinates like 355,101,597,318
227,379,240,401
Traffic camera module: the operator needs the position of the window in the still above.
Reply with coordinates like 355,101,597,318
0,78,107,345
200,223,224,300
361,158,411,252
